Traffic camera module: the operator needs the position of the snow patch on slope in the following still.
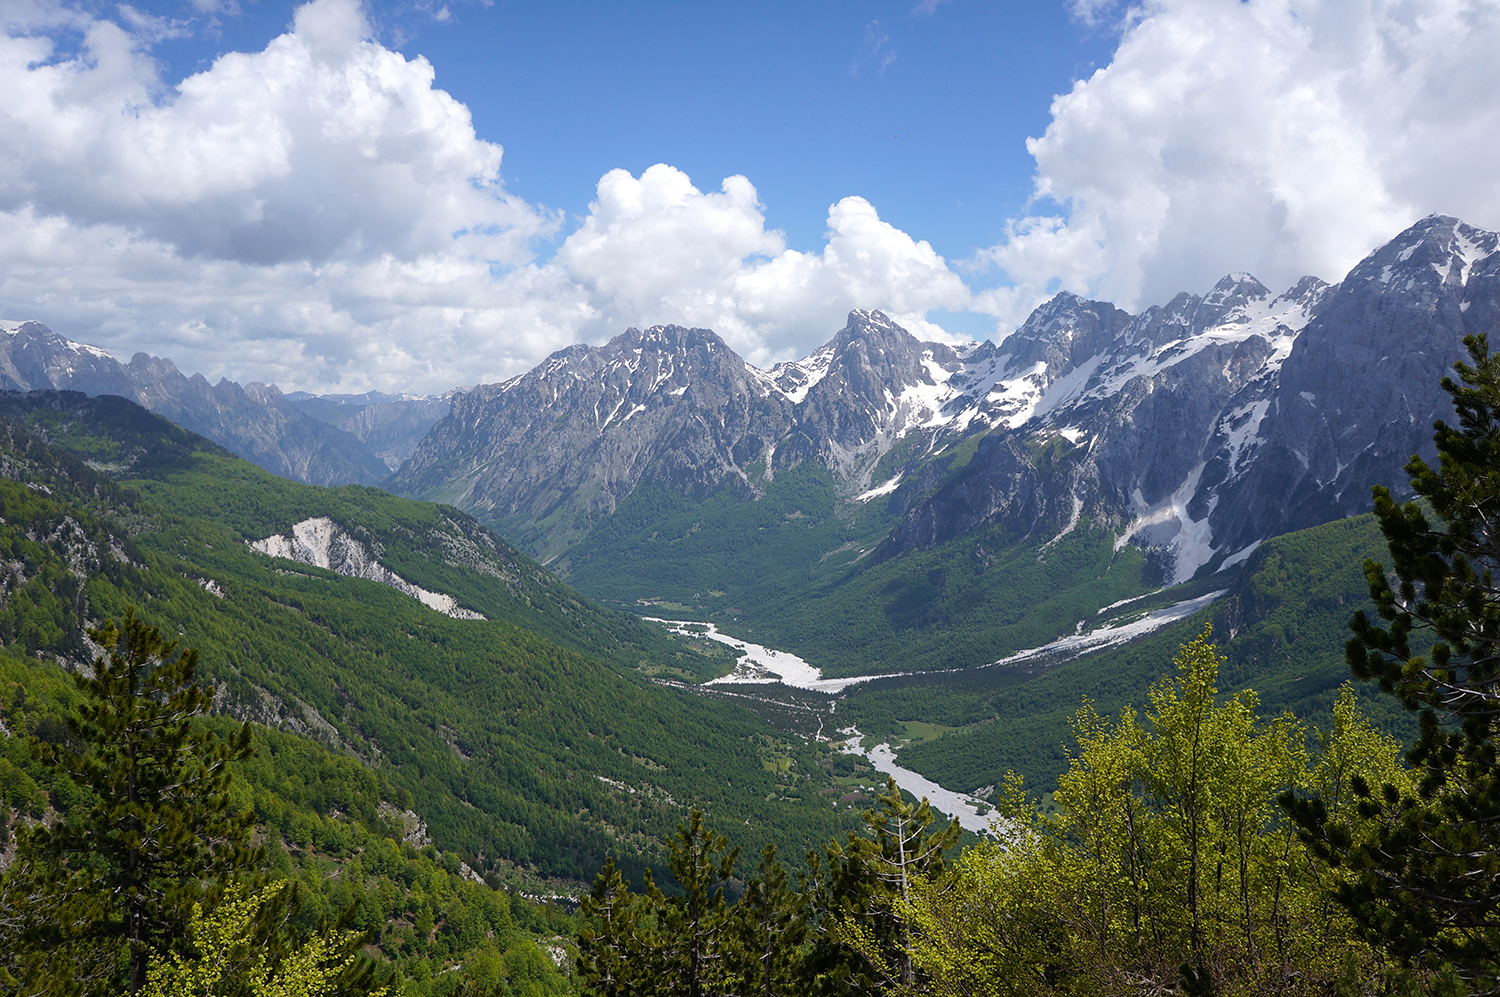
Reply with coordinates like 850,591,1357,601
1085,310,1305,407
986,590,1228,668
1115,463,1219,584
765,345,837,404
1452,222,1496,285
248,517,485,620
855,474,903,503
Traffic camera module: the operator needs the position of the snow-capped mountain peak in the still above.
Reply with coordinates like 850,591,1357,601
390,217,1500,585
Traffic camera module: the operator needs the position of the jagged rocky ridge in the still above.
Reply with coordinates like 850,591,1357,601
0,321,397,486
391,215,1498,585
886,215,1498,581
388,310,1038,560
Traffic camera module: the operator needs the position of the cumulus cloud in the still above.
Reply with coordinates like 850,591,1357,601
0,0,549,268
12,0,1486,394
554,166,784,332
979,0,1500,326
553,165,971,364
0,0,971,392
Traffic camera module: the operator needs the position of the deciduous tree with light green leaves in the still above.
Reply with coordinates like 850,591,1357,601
901,629,1412,996
142,881,395,997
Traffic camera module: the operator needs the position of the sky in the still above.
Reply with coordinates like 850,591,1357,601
1,0,1498,394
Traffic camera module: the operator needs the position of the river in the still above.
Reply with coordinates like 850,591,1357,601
648,590,1224,836
835,731,1002,836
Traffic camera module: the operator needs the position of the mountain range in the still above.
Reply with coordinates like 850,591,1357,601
7,214,1492,681
376,214,1495,676
0,321,447,486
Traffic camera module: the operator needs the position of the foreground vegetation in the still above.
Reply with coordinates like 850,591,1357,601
578,636,1434,995
0,611,579,996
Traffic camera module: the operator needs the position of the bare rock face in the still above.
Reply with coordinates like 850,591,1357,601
390,324,795,559
247,516,485,620
1205,217,1500,557
0,320,390,486
0,321,136,396
877,272,1327,572
389,310,1028,559
887,216,1497,583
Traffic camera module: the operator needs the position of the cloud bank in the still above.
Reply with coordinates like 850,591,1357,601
2,0,1498,392
979,0,1500,323
0,0,970,392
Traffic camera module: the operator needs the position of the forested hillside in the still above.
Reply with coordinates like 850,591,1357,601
2,641,580,994
0,392,874,979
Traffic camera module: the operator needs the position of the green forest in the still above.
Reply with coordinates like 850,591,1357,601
0,392,861,993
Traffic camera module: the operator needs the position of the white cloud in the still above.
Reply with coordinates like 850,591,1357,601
11,0,1486,395
850,20,896,77
0,0,550,268
726,195,972,355
0,1,971,393
980,0,1500,326
554,165,784,334
551,165,971,364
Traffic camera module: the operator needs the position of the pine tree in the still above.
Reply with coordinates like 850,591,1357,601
4,611,257,995
1294,333,1500,990
577,856,652,997
730,845,807,997
813,778,959,994
656,811,738,997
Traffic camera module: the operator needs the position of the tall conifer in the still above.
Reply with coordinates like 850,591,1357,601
1292,333,1500,990
5,610,256,994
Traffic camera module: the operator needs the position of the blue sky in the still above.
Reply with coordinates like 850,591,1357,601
136,0,1116,266
2,0,1497,392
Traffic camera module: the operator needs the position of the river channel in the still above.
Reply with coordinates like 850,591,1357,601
647,619,1002,834
648,589,1225,836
